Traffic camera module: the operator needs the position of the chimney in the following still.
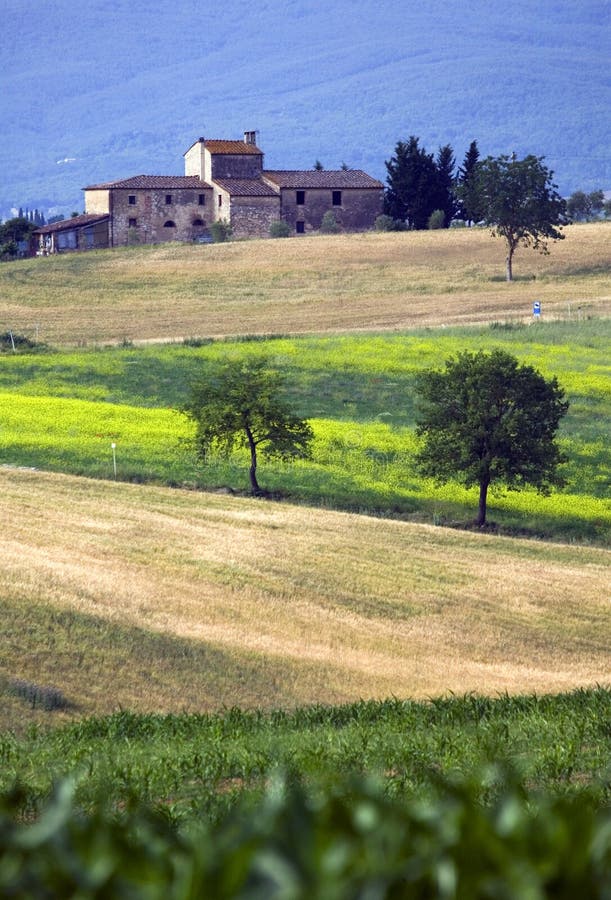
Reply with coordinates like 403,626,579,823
244,130,257,145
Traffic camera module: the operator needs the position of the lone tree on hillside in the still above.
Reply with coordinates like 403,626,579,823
463,154,567,281
415,350,568,528
182,356,313,495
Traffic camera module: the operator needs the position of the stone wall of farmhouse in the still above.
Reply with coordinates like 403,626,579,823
210,154,262,180
110,187,213,245
280,188,383,232
229,196,281,238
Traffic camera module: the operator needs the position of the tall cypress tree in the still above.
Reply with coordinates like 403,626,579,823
384,136,439,229
433,144,458,227
456,140,482,225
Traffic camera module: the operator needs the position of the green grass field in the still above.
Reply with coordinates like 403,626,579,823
3,688,609,822
1,319,609,542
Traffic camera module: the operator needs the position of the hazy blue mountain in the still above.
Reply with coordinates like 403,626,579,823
2,0,609,218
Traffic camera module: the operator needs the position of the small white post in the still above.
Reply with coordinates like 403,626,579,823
111,442,117,479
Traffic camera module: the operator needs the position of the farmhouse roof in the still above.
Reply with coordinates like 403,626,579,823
34,213,110,234
83,175,211,190
183,138,263,156
213,178,279,197
263,170,384,189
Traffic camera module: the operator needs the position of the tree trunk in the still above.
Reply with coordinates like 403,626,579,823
506,243,515,281
476,478,489,527
245,426,261,494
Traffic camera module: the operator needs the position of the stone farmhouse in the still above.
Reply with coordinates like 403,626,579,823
34,132,383,253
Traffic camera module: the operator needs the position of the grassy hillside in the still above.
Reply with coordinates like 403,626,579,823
1,467,608,733
0,318,608,543
1,224,609,345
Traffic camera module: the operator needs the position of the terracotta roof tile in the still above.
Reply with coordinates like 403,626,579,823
34,214,110,234
213,178,279,197
204,140,262,155
263,170,383,189
84,175,211,190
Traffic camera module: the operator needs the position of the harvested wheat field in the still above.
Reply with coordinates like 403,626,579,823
1,467,608,728
1,223,609,345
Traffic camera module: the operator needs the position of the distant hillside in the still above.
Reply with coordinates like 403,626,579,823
2,0,610,218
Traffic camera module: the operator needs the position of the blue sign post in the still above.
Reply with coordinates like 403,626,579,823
533,301,541,319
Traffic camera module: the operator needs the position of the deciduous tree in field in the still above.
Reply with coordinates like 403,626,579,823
182,356,313,495
415,350,568,527
464,154,567,280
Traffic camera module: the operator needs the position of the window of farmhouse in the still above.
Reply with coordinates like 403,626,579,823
296,190,305,205
128,195,136,205
192,218,204,226
198,194,206,206
128,218,137,228
332,191,342,206
165,195,172,204
163,220,176,228
296,221,305,234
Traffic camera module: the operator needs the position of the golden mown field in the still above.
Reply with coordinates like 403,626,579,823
1,223,609,345
1,468,608,730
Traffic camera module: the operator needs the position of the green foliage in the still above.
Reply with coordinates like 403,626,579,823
415,350,569,526
567,190,605,222
456,140,483,224
0,767,609,898
0,240,19,261
1,689,610,897
320,210,340,233
384,135,441,229
373,213,401,231
209,220,233,243
269,219,291,238
432,143,459,225
465,154,567,280
0,331,41,353
182,356,313,493
428,208,446,230
0,216,36,244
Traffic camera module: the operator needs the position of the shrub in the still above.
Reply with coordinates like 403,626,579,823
427,209,446,230
269,219,291,238
374,214,396,232
0,241,19,261
320,211,340,234
0,331,38,352
209,220,232,243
